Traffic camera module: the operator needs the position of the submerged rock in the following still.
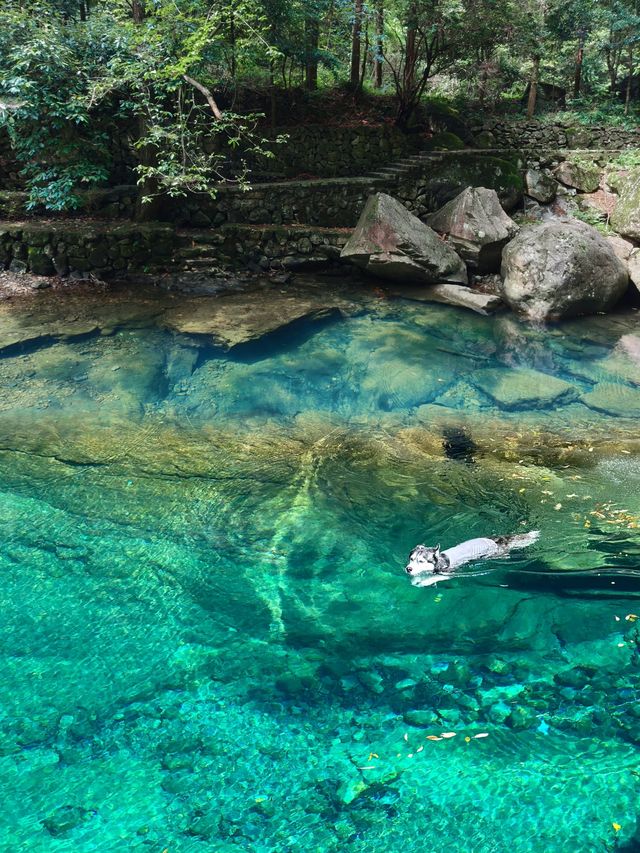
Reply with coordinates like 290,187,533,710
162,288,352,349
582,383,640,418
472,367,579,410
340,192,467,285
500,220,629,322
386,282,503,315
427,187,519,272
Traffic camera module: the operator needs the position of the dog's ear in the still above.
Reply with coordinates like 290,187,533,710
435,544,441,556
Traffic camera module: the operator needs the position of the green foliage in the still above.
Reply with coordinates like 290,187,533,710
610,149,640,168
1,0,640,213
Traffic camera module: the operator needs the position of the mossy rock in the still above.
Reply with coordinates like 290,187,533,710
0,191,27,219
423,132,465,151
27,246,55,276
473,130,497,149
555,157,601,193
564,126,596,149
610,166,640,241
422,97,472,142
421,153,524,212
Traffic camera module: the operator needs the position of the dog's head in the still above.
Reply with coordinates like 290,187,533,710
405,544,442,575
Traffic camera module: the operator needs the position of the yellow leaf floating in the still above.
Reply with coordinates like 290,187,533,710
625,614,638,622
426,735,442,741
613,823,621,832
464,736,471,743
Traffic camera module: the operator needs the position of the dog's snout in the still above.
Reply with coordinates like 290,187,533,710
405,565,413,574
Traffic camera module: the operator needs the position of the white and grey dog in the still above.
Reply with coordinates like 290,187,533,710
405,531,540,587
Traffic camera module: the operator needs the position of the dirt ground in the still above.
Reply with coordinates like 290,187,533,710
0,270,110,300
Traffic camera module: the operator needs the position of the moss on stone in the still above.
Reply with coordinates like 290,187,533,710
422,132,465,151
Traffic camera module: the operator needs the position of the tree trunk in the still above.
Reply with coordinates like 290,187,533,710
374,0,383,88
404,26,416,95
573,32,585,98
132,0,144,24
134,113,165,222
350,0,363,89
269,60,277,127
130,0,164,221
625,47,634,115
229,10,236,80
359,21,369,89
527,54,540,118
305,18,319,90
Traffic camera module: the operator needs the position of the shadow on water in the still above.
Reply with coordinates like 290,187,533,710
200,307,348,366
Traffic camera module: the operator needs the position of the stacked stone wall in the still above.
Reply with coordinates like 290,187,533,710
475,120,640,150
0,222,176,277
243,125,419,178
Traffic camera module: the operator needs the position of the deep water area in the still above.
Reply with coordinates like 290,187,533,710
1,282,640,852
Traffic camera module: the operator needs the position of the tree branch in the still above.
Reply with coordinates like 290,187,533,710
182,75,224,120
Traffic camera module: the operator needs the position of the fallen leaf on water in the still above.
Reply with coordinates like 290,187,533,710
625,614,638,622
442,732,457,739
613,823,621,832
464,736,471,743
403,734,408,742
473,733,489,739
368,752,379,760
358,766,376,770
416,746,424,752
554,503,562,511
426,735,442,741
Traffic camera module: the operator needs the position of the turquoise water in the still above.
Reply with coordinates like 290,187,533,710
1,285,640,851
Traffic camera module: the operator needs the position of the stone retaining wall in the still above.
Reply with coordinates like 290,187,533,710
175,177,385,228
212,224,350,269
475,120,640,150
244,125,419,178
0,222,176,278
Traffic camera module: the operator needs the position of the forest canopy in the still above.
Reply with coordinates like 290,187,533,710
1,0,639,211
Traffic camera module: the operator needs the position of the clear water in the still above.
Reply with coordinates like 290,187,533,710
1,284,640,852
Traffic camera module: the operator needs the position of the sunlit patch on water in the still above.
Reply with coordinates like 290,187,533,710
0,285,639,851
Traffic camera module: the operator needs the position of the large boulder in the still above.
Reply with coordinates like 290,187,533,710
500,220,629,322
341,192,467,284
427,186,518,272
610,167,640,240
554,159,601,193
416,153,524,212
525,169,558,204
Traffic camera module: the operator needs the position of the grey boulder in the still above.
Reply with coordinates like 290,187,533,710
525,169,558,204
341,192,467,284
427,186,519,272
500,220,629,322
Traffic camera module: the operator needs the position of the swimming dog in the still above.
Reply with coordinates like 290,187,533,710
405,531,540,587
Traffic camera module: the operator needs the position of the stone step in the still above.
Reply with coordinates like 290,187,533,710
181,257,220,269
